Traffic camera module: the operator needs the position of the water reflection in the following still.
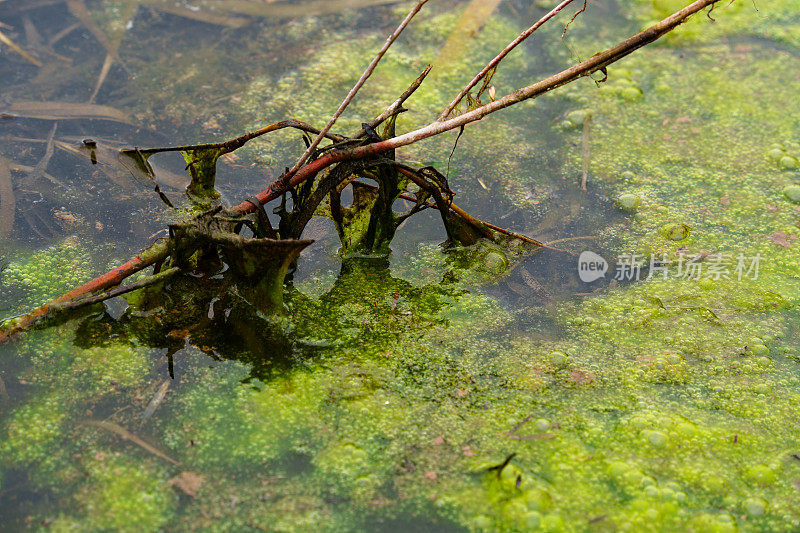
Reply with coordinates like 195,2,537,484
69,256,469,382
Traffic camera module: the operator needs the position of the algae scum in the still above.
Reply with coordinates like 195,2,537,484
1,0,800,531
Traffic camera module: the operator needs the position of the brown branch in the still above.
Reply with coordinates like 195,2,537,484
283,0,429,181
354,64,433,138
438,0,576,121
129,119,346,157
49,267,181,314
237,0,723,214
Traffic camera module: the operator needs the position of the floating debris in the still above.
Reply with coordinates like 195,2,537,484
84,419,179,465
0,101,132,123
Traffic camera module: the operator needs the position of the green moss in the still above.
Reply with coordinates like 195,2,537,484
1,237,94,310
3,3,800,532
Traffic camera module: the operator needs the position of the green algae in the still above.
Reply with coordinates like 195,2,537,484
67,456,174,532
0,238,95,311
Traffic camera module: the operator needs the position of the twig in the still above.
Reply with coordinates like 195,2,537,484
283,0,429,181
353,64,432,138
83,419,179,465
562,0,588,37
89,52,114,104
439,0,575,121
128,119,346,157
240,0,724,213
544,235,598,246
49,267,181,314
140,378,171,426
0,29,42,67
580,114,591,191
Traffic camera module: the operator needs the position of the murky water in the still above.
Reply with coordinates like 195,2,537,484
1,0,799,531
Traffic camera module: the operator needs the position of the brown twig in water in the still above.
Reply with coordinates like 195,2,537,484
128,119,346,156
0,29,42,67
438,0,575,121
284,0,429,181
49,267,181,315
83,419,179,465
544,235,598,246
580,114,591,191
354,64,433,138
562,0,588,37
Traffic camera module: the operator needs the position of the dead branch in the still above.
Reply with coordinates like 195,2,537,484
438,0,576,121
239,0,723,213
354,64,433,138
284,0,429,181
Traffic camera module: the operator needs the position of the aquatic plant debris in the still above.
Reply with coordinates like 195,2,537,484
4,0,800,531
0,0,720,343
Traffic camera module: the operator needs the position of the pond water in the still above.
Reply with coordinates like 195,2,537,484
0,0,799,531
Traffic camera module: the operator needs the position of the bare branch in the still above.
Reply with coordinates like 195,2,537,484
438,0,575,121
283,0,429,181
235,0,723,215
354,64,433,138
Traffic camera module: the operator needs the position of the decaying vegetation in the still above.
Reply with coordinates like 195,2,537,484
0,0,727,342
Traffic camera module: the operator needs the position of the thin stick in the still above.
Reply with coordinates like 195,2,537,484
239,0,723,212
353,64,432,138
439,0,574,121
129,119,346,156
50,267,180,314
89,52,114,104
84,419,179,465
544,235,598,246
283,0,429,181
0,29,42,67
580,114,591,191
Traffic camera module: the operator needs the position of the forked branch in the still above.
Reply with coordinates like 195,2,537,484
438,0,576,121
284,0,429,181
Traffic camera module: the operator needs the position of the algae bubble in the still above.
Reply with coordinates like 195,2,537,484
743,497,768,517
616,193,642,212
549,350,569,368
659,222,691,241
782,184,800,203
778,156,799,171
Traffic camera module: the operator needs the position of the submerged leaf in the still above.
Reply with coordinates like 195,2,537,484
0,28,42,66
0,157,15,238
1,101,132,123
